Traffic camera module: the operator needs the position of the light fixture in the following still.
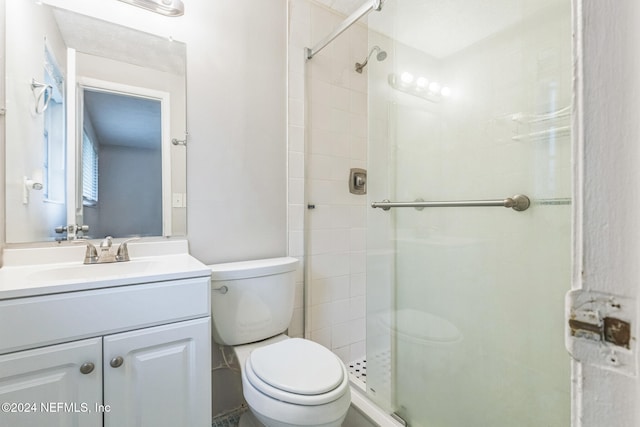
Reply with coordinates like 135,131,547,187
117,0,184,17
388,73,455,103
400,72,414,84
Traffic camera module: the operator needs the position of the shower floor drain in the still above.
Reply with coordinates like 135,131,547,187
348,357,367,390
348,351,393,396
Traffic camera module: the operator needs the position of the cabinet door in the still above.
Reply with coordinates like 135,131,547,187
0,338,102,427
103,317,210,427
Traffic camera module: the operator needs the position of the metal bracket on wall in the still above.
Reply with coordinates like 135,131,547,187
171,131,189,146
566,289,636,376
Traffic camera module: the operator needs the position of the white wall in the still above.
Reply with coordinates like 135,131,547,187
5,0,67,243
0,0,4,261
184,0,287,263
574,1,640,426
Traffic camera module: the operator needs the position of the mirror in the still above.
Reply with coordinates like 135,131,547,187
5,2,187,243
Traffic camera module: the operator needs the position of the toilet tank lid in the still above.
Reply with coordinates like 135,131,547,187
209,257,299,281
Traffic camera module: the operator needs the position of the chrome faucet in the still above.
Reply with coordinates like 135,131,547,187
96,236,116,263
80,236,139,264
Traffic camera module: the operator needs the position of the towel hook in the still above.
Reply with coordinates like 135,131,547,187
31,78,53,114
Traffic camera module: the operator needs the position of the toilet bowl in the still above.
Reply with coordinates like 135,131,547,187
208,258,351,427
235,336,351,427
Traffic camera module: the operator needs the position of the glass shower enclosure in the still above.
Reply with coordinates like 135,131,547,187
365,1,572,426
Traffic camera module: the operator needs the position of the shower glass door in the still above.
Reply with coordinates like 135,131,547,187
365,1,572,426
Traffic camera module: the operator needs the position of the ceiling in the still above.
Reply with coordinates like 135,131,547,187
53,8,185,75
84,90,161,150
315,0,563,58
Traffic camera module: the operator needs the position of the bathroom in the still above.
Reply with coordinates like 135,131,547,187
0,0,639,426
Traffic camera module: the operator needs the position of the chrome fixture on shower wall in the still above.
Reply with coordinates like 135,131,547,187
355,46,387,73
117,0,184,17
306,0,382,60
349,168,367,195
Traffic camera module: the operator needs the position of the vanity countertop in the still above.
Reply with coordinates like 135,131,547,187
0,239,211,300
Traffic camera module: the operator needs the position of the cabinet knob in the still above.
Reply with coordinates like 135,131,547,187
110,356,124,368
80,362,95,374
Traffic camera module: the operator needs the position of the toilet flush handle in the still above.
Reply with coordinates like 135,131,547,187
212,285,228,294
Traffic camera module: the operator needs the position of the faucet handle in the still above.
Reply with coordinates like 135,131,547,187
73,239,99,264
100,236,113,248
116,237,140,262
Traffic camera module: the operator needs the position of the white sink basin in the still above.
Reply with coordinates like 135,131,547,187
27,261,155,283
0,240,211,300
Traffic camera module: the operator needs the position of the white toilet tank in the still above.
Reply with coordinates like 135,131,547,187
209,257,299,346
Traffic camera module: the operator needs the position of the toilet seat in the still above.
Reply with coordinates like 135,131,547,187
245,338,349,406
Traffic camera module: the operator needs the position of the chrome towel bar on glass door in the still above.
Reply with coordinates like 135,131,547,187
371,194,531,212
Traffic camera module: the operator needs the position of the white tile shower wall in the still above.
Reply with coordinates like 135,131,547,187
287,0,368,361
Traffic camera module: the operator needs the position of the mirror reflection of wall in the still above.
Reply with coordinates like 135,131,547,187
5,2,68,243
5,2,187,243
43,45,66,205
82,90,162,238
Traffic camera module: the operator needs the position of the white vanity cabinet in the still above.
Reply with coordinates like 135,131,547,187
0,271,211,427
103,317,209,427
0,337,103,427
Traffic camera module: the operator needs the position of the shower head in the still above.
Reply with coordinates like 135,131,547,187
355,46,387,74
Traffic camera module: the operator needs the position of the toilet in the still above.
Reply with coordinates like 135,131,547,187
208,257,351,427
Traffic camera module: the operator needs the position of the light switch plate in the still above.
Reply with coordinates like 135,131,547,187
172,193,183,208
